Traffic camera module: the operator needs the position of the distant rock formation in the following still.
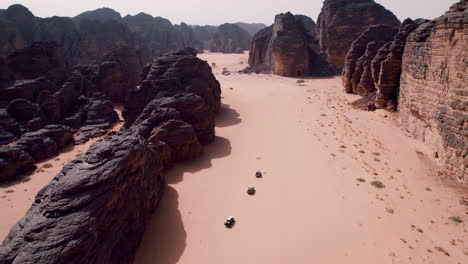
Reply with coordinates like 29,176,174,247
317,0,400,71
234,22,267,36
210,23,252,53
191,25,218,50
0,130,165,263
399,0,467,183
73,7,122,23
245,12,331,77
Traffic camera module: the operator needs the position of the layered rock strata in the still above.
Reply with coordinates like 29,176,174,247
399,0,467,183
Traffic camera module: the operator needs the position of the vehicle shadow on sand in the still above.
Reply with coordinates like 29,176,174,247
134,186,186,264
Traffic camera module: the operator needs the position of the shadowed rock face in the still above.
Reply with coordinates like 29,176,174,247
5,42,68,85
0,131,165,263
123,48,221,133
210,23,252,53
0,145,35,182
342,25,399,95
246,12,331,77
399,0,468,183
317,0,400,71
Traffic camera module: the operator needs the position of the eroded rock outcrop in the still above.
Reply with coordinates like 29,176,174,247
0,131,165,263
123,48,221,134
317,0,400,71
399,0,468,183
342,19,421,110
0,145,35,182
342,25,399,95
210,23,252,53
246,12,330,77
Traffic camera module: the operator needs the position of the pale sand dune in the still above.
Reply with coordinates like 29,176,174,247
0,109,124,240
134,52,467,264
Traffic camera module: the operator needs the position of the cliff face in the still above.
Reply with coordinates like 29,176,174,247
210,23,252,53
246,12,330,77
317,0,400,71
399,0,467,183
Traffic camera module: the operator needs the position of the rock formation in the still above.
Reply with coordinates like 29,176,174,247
234,22,267,36
399,0,467,183
0,131,165,263
317,0,400,71
246,12,330,77
342,19,421,110
0,42,122,182
373,19,421,109
342,25,399,95
0,145,35,182
122,48,221,136
210,23,252,53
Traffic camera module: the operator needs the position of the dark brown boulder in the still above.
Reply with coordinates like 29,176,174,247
148,140,172,169
373,19,420,108
317,0,400,71
148,119,203,162
132,93,215,145
246,13,331,77
6,98,38,122
123,48,221,131
0,145,35,182
342,25,399,95
73,92,119,144
0,109,21,144
0,131,165,263
133,107,181,139
210,23,251,53
15,125,73,161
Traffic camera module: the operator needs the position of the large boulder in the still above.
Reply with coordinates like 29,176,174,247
399,0,468,183
123,48,221,132
0,109,21,144
317,0,400,71
0,131,165,263
132,93,215,145
15,125,73,161
342,25,399,95
246,12,330,77
0,77,59,104
73,92,119,144
0,145,35,182
148,119,203,162
6,98,38,122
210,23,252,53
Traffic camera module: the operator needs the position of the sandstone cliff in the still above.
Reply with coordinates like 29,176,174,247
399,0,467,183
317,0,400,71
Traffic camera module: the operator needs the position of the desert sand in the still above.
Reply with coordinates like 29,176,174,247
1,53,466,263
134,52,467,264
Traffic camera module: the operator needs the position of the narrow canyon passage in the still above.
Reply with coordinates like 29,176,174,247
134,53,467,264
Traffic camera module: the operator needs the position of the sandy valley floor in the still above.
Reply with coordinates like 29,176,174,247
1,52,467,263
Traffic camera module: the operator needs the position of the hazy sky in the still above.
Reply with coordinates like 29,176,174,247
1,0,459,25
